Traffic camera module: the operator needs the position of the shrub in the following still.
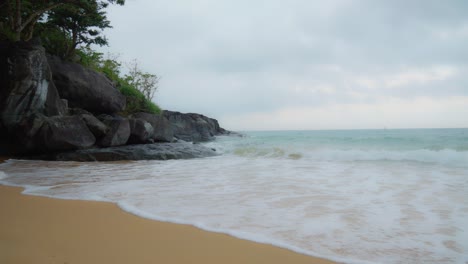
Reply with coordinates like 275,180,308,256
75,47,162,116
119,83,161,115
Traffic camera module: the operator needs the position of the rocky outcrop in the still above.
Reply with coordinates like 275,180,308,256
98,116,130,147
131,112,173,142
39,115,96,151
0,42,66,129
0,41,233,160
163,111,229,142
53,142,217,161
128,118,154,144
13,114,95,153
47,55,126,114
80,114,108,138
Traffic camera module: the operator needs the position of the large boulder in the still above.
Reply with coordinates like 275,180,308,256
39,115,96,151
98,116,130,147
47,55,126,114
163,110,228,142
12,114,95,153
128,118,154,144
53,142,218,161
131,112,173,142
0,41,66,129
80,114,108,138
12,113,48,153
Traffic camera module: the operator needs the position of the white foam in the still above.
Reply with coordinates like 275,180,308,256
1,150,467,263
0,171,7,180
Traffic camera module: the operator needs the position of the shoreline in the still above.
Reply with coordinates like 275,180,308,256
0,183,336,264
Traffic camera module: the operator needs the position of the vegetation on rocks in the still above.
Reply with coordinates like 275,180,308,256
78,47,161,115
0,0,160,115
0,0,124,43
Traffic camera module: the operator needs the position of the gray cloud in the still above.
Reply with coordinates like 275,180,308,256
102,0,468,129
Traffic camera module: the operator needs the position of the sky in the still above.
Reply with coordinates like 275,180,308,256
102,0,468,131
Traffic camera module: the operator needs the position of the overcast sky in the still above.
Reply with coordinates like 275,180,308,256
102,0,468,131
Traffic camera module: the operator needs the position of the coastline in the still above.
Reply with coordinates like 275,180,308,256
0,183,336,264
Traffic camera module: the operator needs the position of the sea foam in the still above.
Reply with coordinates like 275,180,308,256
0,129,467,264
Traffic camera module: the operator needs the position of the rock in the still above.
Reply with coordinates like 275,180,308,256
39,115,96,151
11,114,95,153
12,113,48,153
80,114,108,138
128,118,154,144
131,112,173,142
69,108,92,116
47,55,126,114
0,42,66,129
163,110,228,142
53,142,218,161
99,116,130,147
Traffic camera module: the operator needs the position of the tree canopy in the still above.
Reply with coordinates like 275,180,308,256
0,0,124,43
0,0,162,115
38,1,112,58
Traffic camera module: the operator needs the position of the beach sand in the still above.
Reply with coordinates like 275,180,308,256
0,184,336,264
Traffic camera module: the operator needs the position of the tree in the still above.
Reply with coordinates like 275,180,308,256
0,0,124,42
42,0,112,58
125,60,160,101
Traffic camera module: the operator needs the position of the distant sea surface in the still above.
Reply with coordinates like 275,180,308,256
1,128,467,264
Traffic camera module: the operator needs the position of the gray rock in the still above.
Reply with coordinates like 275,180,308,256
39,115,96,151
128,118,154,144
80,114,108,138
131,112,173,142
163,110,229,142
69,108,92,116
12,114,95,153
13,113,48,153
54,142,218,161
47,55,126,114
99,117,130,147
0,42,66,129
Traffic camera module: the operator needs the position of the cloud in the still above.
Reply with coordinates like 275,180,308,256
102,0,468,130
222,96,468,131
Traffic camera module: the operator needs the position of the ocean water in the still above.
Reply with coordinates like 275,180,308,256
1,128,468,264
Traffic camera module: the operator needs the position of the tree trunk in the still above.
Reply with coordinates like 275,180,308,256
66,26,79,59
22,16,39,41
11,0,21,41
14,0,21,31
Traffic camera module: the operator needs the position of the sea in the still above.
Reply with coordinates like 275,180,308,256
1,128,467,264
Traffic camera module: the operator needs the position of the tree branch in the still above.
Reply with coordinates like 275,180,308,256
19,2,64,32
6,0,14,30
15,0,21,31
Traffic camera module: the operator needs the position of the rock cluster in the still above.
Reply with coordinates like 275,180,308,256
0,41,231,160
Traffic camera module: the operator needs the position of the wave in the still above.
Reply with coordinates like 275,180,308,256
226,146,468,167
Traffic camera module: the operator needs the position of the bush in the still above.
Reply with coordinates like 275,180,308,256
119,83,161,115
35,24,73,58
75,47,103,71
74,47,162,116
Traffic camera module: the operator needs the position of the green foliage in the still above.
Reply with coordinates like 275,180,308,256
100,57,121,82
0,25,16,41
0,0,125,43
35,23,73,58
74,47,161,115
75,46,104,70
44,1,112,58
124,59,160,101
0,0,162,116
119,83,161,115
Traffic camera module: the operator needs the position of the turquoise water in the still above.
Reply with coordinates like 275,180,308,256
211,128,468,167
1,128,467,264
245,128,468,151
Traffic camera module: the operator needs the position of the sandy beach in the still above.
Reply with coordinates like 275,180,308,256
0,183,335,264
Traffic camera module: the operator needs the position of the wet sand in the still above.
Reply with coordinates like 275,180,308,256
0,184,336,264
